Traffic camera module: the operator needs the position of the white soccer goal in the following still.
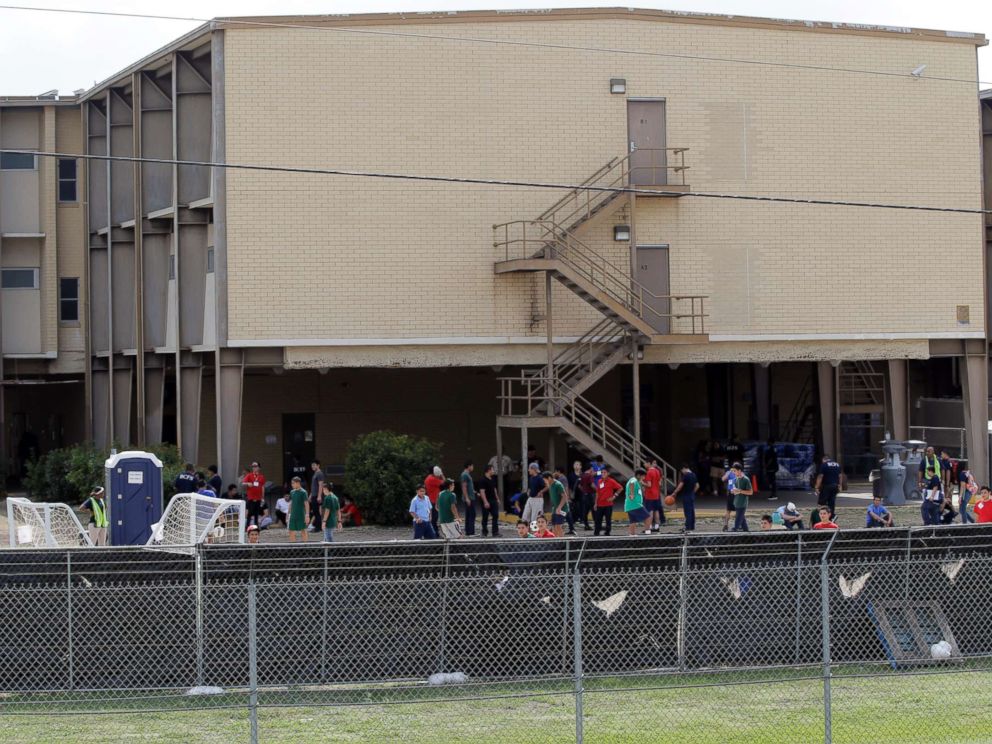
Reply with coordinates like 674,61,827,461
147,494,246,547
6,497,93,548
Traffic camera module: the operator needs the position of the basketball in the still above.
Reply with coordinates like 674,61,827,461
664,495,676,506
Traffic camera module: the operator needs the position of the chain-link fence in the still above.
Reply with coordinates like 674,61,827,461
2,526,992,742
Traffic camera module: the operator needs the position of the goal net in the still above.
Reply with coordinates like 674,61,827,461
6,497,93,548
148,494,246,547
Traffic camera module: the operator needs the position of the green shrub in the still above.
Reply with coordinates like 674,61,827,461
344,430,441,525
24,443,187,504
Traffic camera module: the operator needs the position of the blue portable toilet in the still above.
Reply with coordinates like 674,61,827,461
104,450,164,545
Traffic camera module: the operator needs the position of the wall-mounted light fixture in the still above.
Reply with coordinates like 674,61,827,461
614,225,631,241
610,78,626,94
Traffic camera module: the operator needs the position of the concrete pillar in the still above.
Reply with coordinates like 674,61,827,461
216,349,243,485
91,369,111,449
961,352,989,485
885,359,909,441
144,365,165,445
632,339,641,445
179,353,202,464
111,364,133,447
817,362,839,459
752,363,771,441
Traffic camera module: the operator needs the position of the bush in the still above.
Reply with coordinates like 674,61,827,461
344,430,441,526
24,443,187,504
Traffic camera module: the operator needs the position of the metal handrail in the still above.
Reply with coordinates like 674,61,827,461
493,219,708,334
522,318,627,387
538,148,689,230
499,373,678,489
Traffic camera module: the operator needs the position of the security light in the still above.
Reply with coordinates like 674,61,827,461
614,225,631,241
910,64,927,78
610,78,626,94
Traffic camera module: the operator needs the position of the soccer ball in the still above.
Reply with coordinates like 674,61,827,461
530,521,538,532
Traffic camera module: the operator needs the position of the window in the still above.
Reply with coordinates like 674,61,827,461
59,277,79,322
1,268,39,289
206,248,214,273
58,158,77,202
0,151,36,170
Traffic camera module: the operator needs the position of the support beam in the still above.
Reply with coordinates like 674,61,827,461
91,369,111,449
817,362,840,459
496,425,504,512
632,338,641,446
545,272,553,397
112,364,133,447
144,365,165,445
752,364,771,441
521,426,528,473
961,352,989,485
179,353,202,464
132,71,146,446
215,349,243,485
885,359,909,441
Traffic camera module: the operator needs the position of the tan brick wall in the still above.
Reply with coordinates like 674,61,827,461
222,18,983,353
54,105,85,370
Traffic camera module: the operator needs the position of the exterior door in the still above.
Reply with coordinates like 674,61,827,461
627,100,667,186
635,245,671,334
282,413,316,486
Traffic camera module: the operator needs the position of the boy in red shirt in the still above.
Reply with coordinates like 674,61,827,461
643,458,665,533
812,506,839,530
593,465,623,536
533,515,556,538
241,461,266,528
974,487,992,523
424,466,445,535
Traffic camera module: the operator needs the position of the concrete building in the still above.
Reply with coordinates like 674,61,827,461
0,93,86,476
4,8,989,488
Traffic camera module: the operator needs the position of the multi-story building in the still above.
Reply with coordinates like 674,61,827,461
0,92,86,476
3,8,988,488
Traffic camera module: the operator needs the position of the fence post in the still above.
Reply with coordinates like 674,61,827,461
677,532,688,672
794,532,803,665
821,532,838,744
438,541,449,673
248,580,259,744
66,551,74,691
320,545,329,682
195,547,204,686
572,546,585,744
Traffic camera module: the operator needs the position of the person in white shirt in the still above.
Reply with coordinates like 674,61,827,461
275,495,290,527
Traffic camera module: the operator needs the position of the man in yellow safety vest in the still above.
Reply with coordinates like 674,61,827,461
82,487,108,546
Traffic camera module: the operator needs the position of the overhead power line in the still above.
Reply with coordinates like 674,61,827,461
23,149,991,215
0,4,989,87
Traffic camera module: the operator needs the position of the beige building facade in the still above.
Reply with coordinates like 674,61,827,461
5,8,988,489
0,95,86,475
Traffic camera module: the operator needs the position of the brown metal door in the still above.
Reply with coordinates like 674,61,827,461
635,245,671,334
627,100,667,186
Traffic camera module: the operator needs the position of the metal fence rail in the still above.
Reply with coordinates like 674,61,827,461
2,526,992,742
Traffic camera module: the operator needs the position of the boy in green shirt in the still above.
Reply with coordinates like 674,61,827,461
287,476,309,543
321,481,341,543
436,479,461,540
625,468,650,536
543,471,569,538
730,462,754,532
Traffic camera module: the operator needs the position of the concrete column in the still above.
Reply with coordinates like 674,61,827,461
885,359,909,441
961,352,989,485
144,365,165,445
91,369,111,449
521,426,528,472
112,364,133,447
632,339,641,445
752,364,771,441
179,353,202,464
215,349,243,485
817,362,839,459
496,425,504,510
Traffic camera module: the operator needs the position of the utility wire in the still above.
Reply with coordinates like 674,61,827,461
0,4,989,88
23,149,990,215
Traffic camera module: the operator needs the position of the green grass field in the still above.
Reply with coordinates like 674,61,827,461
3,668,990,743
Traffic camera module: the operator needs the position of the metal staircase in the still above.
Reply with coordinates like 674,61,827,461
839,361,884,411
498,373,677,485
492,149,706,490
781,375,816,443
